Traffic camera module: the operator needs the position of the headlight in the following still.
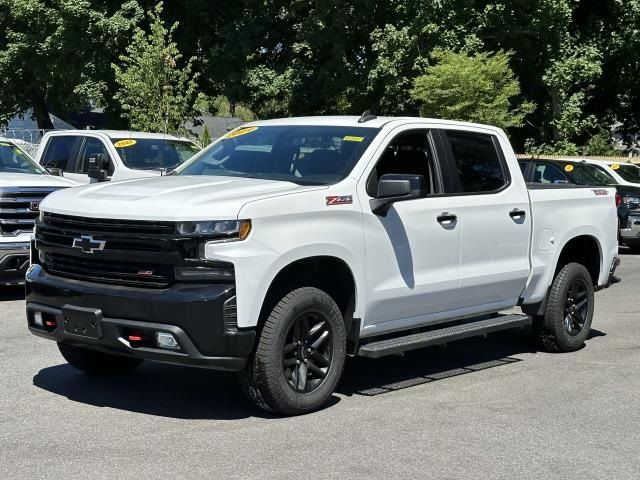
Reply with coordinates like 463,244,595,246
176,219,251,242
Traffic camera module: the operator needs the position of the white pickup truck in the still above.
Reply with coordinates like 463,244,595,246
36,130,201,184
26,116,619,415
0,139,75,284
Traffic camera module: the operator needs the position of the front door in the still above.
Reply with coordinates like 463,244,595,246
359,128,463,334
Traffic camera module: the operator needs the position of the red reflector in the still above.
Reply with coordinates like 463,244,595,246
44,320,56,328
616,194,622,207
128,335,144,342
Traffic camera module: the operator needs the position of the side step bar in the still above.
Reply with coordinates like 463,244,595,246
358,314,532,359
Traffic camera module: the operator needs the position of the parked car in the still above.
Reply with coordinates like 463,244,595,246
27,117,619,415
587,159,640,186
0,139,75,285
519,157,640,251
36,130,201,184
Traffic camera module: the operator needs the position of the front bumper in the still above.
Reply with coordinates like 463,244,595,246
0,241,30,284
25,265,256,371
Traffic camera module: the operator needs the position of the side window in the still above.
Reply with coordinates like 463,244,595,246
77,138,109,174
446,131,508,193
41,136,78,171
533,163,569,184
367,130,437,197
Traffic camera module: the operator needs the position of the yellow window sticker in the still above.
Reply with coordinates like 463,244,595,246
611,164,620,170
225,127,258,139
564,164,574,172
343,136,365,142
114,139,137,148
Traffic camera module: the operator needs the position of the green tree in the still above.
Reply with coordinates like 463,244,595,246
112,2,199,134
0,0,141,129
411,49,535,130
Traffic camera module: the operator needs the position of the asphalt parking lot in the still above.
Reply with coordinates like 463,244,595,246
1,253,639,480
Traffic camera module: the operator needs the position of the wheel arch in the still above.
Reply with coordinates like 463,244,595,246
554,234,602,286
257,255,359,334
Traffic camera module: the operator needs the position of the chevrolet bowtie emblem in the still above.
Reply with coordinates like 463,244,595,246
72,235,106,254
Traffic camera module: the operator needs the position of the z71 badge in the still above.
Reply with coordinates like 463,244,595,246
326,195,353,206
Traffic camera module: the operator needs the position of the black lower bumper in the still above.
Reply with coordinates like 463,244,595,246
25,265,255,371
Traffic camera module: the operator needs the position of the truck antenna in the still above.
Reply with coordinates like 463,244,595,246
358,110,377,123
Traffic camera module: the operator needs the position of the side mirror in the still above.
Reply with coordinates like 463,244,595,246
88,154,110,182
370,174,427,216
46,167,63,177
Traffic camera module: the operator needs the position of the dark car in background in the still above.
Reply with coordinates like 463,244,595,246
519,158,640,252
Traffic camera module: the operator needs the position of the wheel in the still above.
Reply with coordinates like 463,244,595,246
240,287,347,415
537,263,594,353
58,343,142,374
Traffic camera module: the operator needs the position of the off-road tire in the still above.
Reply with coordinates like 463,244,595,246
240,287,347,415
58,343,142,374
537,263,594,353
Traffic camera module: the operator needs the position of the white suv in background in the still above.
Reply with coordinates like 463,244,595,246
36,130,201,184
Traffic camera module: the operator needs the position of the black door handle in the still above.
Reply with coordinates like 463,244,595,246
437,212,458,223
510,209,526,219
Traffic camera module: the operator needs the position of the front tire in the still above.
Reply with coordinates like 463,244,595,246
537,263,594,353
240,287,347,415
58,343,143,374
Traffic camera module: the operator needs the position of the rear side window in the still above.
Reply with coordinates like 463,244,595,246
41,136,78,171
446,131,507,193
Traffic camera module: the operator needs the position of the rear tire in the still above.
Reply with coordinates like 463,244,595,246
240,287,346,415
537,263,594,353
58,343,142,374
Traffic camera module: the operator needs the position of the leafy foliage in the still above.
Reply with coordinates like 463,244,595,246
411,49,535,130
112,2,199,134
0,0,142,128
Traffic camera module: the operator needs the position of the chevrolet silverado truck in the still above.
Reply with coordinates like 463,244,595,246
36,130,201,184
0,139,74,285
26,116,619,415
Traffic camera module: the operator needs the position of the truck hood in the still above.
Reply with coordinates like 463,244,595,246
0,173,76,188
40,175,325,220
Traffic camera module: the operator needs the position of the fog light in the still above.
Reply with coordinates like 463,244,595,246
156,332,180,350
34,312,43,327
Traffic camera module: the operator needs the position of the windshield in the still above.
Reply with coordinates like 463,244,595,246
177,125,379,185
569,163,618,186
0,141,44,175
113,138,201,170
612,164,640,183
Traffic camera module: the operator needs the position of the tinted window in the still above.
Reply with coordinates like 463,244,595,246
569,163,617,186
42,136,77,171
77,138,109,174
613,164,640,183
446,131,507,193
178,126,379,185
533,163,569,184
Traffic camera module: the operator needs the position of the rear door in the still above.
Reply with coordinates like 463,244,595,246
440,129,531,311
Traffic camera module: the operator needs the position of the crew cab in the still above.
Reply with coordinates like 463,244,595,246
36,130,201,184
26,116,619,415
0,139,75,284
519,157,640,252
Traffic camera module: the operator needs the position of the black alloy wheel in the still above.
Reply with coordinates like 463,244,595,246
282,312,333,393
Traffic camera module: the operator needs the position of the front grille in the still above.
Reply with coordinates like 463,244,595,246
0,187,60,235
36,213,208,288
43,252,173,288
